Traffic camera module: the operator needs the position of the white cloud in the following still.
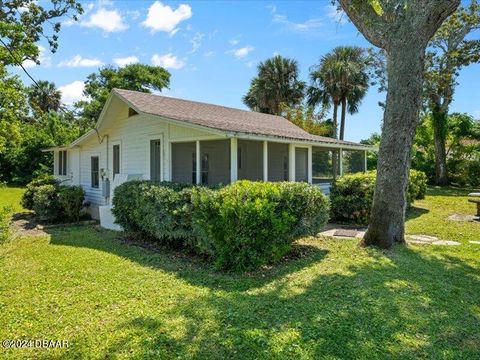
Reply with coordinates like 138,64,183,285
142,1,192,35
113,56,139,67
59,81,86,105
269,6,322,34
151,53,186,69
228,46,254,59
58,55,103,68
204,50,215,57
22,46,51,68
188,32,204,54
82,8,128,32
273,14,322,33
229,39,239,45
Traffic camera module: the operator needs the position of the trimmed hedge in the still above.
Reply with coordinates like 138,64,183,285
113,180,330,271
330,170,428,225
22,175,59,210
192,181,330,271
23,176,86,223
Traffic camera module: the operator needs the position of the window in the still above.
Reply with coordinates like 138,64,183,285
150,139,161,182
58,150,67,176
113,144,120,179
91,156,99,188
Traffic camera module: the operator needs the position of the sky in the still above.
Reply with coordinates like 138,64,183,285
14,0,480,142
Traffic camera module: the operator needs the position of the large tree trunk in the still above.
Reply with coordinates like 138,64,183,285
362,43,426,248
432,110,449,185
340,97,347,140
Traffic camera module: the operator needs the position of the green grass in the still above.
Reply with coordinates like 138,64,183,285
0,186,26,212
1,187,479,359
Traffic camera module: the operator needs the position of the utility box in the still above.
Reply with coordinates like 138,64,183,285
102,179,110,198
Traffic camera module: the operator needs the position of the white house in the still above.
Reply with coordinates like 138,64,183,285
45,88,373,222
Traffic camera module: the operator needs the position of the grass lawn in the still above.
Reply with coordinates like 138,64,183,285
0,186,479,359
0,186,26,213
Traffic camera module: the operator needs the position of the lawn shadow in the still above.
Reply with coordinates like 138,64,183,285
47,226,329,292
427,186,479,197
406,205,429,220
62,239,480,359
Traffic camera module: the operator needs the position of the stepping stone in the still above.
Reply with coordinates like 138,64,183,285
448,214,480,222
431,240,461,246
333,229,358,238
407,235,438,243
469,241,480,245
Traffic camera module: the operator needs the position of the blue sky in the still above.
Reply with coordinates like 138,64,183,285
15,0,480,142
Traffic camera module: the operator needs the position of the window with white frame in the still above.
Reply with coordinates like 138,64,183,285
58,150,67,176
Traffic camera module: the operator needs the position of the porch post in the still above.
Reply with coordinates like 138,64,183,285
364,150,368,172
230,138,238,183
288,144,295,181
339,148,343,176
307,146,312,184
195,140,200,184
263,141,268,181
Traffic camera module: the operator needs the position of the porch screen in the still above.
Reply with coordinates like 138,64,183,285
312,147,334,183
172,142,196,184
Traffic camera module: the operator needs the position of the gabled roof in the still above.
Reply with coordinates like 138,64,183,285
113,88,370,149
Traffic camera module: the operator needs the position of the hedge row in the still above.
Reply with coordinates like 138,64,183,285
22,175,86,223
112,180,330,271
330,169,428,225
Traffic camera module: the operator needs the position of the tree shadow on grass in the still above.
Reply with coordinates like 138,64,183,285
406,205,429,221
427,186,479,197
48,227,480,359
48,226,329,292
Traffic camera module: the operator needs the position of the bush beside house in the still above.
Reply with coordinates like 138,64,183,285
330,170,428,225
113,180,330,271
22,176,86,223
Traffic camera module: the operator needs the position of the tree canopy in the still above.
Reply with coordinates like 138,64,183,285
75,64,171,129
243,55,305,115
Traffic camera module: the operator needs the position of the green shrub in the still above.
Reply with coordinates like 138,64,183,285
58,185,85,222
113,180,330,272
0,206,13,244
409,169,428,200
112,181,196,245
192,181,329,271
32,184,61,222
330,170,428,225
22,175,59,210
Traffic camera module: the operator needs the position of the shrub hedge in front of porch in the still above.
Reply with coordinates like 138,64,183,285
112,180,329,271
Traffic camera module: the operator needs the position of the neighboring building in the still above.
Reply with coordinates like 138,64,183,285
45,88,373,220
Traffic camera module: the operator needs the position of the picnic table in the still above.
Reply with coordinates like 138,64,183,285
468,193,480,217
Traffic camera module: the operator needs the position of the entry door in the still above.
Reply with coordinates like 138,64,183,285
150,139,162,182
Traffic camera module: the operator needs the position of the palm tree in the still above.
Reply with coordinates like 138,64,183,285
307,46,369,140
28,80,62,114
243,55,305,115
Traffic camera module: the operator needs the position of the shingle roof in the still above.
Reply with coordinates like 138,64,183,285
113,88,369,148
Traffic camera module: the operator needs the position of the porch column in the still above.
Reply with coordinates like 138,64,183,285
230,138,238,183
288,144,295,181
195,141,201,184
307,146,312,184
339,148,343,176
364,150,368,172
263,141,268,181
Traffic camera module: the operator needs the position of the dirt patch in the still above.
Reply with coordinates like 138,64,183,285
11,212,48,237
